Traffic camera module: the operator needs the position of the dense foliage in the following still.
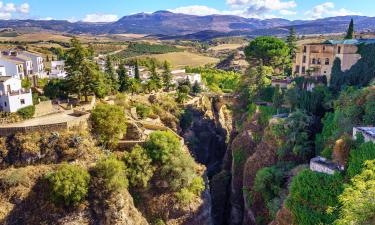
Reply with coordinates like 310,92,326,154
116,42,182,58
347,142,375,178
90,104,127,148
335,160,375,225
286,170,344,225
17,105,35,119
92,156,128,193
186,67,240,93
123,145,154,188
46,164,90,206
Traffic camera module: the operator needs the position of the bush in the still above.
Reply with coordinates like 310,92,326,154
46,164,90,206
17,105,35,119
124,145,154,188
286,169,343,225
180,110,193,131
175,177,205,206
347,142,375,178
90,104,127,148
92,156,128,193
0,168,30,188
145,131,181,164
135,104,152,119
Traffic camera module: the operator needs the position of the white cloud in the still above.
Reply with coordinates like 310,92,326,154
40,17,54,21
306,2,361,19
4,3,16,12
279,9,296,15
169,5,221,16
18,3,30,14
0,12,11,19
0,2,30,19
226,0,296,17
82,13,119,22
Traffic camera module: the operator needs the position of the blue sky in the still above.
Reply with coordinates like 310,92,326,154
1,0,374,22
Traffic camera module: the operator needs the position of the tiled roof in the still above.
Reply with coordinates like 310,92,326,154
0,76,13,82
324,39,375,45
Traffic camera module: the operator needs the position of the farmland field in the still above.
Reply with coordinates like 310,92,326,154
144,51,220,69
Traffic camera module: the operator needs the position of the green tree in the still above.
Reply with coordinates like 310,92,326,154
124,145,154,188
44,79,68,99
145,130,181,164
65,38,102,101
335,160,375,225
272,86,283,112
286,170,343,225
134,60,140,80
128,78,141,95
344,19,354,39
46,163,90,206
92,156,128,193
117,63,129,92
21,78,32,89
105,55,119,92
254,166,283,203
162,60,173,91
90,104,127,148
192,81,202,94
330,57,343,92
149,62,162,90
46,55,50,62
347,142,375,178
286,27,298,60
244,36,290,71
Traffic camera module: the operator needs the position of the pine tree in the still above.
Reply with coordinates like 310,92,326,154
162,61,173,91
192,81,202,94
345,19,354,39
105,56,119,92
286,27,298,59
149,62,161,90
117,63,129,92
46,55,50,62
134,60,140,80
330,57,343,92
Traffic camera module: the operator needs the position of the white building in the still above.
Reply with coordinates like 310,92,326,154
0,56,25,79
0,76,33,112
49,61,67,79
125,65,136,78
172,69,202,85
310,156,344,175
20,51,46,78
353,127,375,143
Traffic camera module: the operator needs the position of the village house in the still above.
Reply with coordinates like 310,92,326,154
293,39,375,84
171,69,202,85
353,127,375,143
310,156,344,175
49,61,67,79
271,77,291,89
0,56,25,79
0,76,33,112
20,51,46,78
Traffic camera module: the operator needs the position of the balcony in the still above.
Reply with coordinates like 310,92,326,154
0,89,31,97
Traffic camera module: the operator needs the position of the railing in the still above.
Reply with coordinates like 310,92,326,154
0,89,31,97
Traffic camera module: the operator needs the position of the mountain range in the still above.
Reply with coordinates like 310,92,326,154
1,11,374,40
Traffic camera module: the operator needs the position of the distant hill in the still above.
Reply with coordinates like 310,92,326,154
0,12,374,40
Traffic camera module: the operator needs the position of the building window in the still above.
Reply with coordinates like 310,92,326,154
303,46,307,53
302,66,306,74
338,46,341,54
317,59,321,65
324,71,327,74
323,46,326,52
20,99,25,105
325,58,330,65
303,56,307,63
295,65,300,73
312,58,316,64
4,101,7,107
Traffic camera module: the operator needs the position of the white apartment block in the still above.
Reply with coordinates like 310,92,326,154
0,76,33,112
20,51,46,78
0,57,25,79
49,61,67,79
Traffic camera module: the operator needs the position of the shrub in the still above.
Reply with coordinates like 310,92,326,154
175,188,195,205
124,145,154,188
335,160,375,225
145,131,181,164
17,105,35,119
90,104,127,148
254,166,283,202
286,169,343,225
92,157,128,193
180,109,193,131
46,164,90,206
347,142,375,178
135,104,152,119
